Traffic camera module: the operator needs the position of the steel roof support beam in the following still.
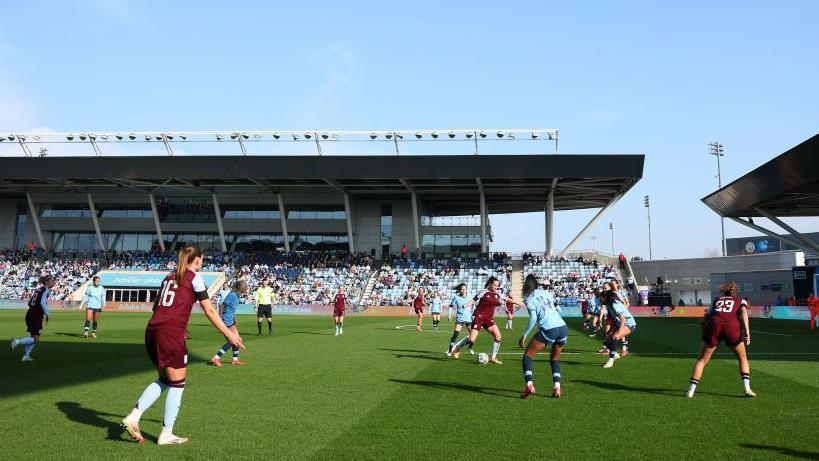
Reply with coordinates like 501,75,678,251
344,193,355,252
752,207,819,254
25,193,47,250
727,217,803,250
86,193,105,251
546,178,559,256
477,178,487,254
559,193,622,258
148,193,165,252
277,193,290,252
213,194,227,252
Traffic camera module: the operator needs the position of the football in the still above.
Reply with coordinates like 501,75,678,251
477,352,489,364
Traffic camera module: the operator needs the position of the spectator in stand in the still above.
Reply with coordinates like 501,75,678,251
618,253,626,270
401,244,408,260
787,297,797,306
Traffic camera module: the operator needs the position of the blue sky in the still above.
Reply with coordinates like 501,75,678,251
1,1,817,258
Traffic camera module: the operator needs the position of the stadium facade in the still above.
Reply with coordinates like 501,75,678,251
0,130,644,259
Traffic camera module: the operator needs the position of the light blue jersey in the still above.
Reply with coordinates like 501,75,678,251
430,298,442,314
587,296,600,315
608,297,637,328
221,292,240,327
84,285,105,310
450,294,473,323
522,288,566,337
217,288,231,306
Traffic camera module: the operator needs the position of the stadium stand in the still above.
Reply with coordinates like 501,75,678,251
363,256,512,306
232,252,374,307
522,253,618,307
0,250,102,301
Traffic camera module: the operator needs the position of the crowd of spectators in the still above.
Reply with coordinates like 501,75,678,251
232,252,373,307
0,250,102,301
524,255,617,307
366,256,512,306
106,250,235,273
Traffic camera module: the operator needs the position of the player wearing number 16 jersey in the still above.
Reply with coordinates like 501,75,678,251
121,246,244,445
687,281,755,398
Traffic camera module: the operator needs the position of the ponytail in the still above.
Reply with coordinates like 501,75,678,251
484,276,499,290
175,245,203,285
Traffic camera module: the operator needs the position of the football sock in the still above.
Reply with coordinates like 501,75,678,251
134,378,169,415
453,337,470,350
550,360,562,387
92,321,98,332
622,338,629,350
491,340,501,359
267,320,273,333
608,340,619,358
257,322,262,334
689,378,699,394
232,347,240,360
522,355,533,385
448,331,459,352
741,373,751,392
23,343,35,357
17,337,34,346
216,342,231,358
84,320,90,331
163,380,185,431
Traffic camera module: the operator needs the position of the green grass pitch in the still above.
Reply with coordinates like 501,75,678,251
1,311,818,460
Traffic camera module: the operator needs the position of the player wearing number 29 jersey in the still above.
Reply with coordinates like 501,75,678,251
703,295,746,347
687,281,755,399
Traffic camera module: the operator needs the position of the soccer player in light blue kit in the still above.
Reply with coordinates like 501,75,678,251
80,276,106,338
445,283,475,356
429,291,443,330
211,280,249,367
519,274,568,398
613,280,632,355
603,283,637,369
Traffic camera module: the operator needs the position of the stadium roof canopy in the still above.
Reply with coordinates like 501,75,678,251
701,132,819,254
0,154,644,216
701,133,819,218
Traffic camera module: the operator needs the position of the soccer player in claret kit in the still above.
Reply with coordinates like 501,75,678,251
413,289,426,332
333,286,348,336
121,246,244,445
450,276,523,364
504,293,516,330
687,282,755,398
10,275,55,362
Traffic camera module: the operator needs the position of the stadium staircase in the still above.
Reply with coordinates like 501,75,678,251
510,258,524,299
357,269,380,308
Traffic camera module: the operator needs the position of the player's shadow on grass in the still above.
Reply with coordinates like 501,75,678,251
379,348,436,354
739,443,819,460
573,379,745,399
56,401,159,443
53,332,86,338
291,331,332,336
390,353,449,362
389,379,519,399
3,342,204,399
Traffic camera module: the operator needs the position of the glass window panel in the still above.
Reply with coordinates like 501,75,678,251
122,234,138,250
